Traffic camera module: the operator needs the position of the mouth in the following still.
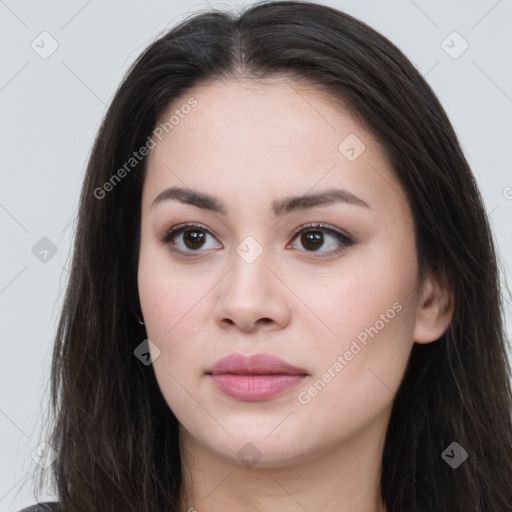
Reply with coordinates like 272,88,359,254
205,353,309,402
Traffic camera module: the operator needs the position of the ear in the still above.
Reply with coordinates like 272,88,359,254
413,270,454,344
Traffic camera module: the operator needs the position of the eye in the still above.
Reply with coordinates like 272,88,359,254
160,222,354,258
287,223,354,258
160,223,221,256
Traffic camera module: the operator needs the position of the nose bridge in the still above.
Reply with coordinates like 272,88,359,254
228,237,272,301
214,234,290,331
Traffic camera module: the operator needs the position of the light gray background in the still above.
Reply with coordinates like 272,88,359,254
1,0,511,510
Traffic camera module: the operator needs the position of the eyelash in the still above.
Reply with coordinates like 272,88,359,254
159,222,355,259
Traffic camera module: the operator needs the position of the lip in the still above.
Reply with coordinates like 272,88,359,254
206,353,308,402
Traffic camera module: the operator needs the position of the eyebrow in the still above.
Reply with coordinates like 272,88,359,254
151,186,371,216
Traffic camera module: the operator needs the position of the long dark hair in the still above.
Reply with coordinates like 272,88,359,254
33,1,512,510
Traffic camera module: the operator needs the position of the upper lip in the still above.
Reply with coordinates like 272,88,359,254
206,353,308,375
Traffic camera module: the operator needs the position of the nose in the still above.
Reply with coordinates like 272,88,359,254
213,248,291,333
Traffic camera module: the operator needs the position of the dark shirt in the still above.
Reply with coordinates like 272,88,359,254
17,502,59,512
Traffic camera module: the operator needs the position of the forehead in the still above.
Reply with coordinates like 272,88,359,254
156,76,355,150
143,77,409,219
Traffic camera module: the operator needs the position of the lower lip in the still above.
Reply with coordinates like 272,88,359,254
209,374,306,401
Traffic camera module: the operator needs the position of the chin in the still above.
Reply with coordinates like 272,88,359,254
194,428,322,469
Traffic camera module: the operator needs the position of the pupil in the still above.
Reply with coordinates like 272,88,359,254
184,230,205,249
302,231,323,251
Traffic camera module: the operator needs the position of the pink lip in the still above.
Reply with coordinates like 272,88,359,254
206,353,308,402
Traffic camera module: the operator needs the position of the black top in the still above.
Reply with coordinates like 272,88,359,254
17,503,60,512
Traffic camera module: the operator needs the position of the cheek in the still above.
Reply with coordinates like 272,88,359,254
291,276,417,439
138,238,202,337
303,244,418,410
138,251,210,416
304,237,416,335
137,245,216,387
139,271,209,346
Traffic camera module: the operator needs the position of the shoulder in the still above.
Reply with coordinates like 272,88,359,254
17,502,60,512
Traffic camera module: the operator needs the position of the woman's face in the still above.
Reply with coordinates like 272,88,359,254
138,77,426,467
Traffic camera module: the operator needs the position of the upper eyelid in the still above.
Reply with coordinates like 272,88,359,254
290,222,352,240
160,222,216,242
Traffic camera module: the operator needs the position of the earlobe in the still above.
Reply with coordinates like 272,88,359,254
413,270,454,344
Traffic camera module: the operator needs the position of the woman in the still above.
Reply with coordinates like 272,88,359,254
22,1,512,511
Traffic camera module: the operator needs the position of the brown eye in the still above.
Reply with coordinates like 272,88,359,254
161,222,354,259
161,223,222,254
288,223,354,258
182,229,206,250
300,230,324,251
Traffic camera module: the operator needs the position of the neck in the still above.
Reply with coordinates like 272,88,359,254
178,408,390,512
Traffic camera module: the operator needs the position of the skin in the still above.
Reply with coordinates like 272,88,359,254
137,76,453,512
